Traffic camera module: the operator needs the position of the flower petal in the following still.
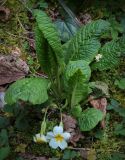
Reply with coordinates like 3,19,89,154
53,126,63,135
35,133,41,138
62,132,71,140
46,132,54,141
33,133,47,143
49,138,59,149
58,140,67,150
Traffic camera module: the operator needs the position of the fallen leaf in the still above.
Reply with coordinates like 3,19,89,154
0,7,10,22
89,95,107,128
62,114,84,146
28,38,35,50
79,148,90,159
0,54,29,85
11,47,21,58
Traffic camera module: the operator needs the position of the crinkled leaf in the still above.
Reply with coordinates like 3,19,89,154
5,78,49,105
65,60,91,83
92,37,125,70
71,104,82,118
64,19,110,63
35,26,58,76
34,10,63,65
64,60,91,105
109,17,123,40
71,39,101,64
78,108,103,131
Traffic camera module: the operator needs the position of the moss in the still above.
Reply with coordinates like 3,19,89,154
0,0,32,55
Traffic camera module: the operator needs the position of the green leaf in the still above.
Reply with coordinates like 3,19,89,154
4,104,20,116
0,129,9,146
114,123,125,136
37,0,48,9
107,99,120,110
35,26,48,72
63,150,78,159
114,107,125,117
71,38,101,64
15,111,30,131
34,10,63,65
109,16,123,40
64,19,110,63
111,153,125,160
5,78,49,105
78,108,103,131
0,146,10,160
35,26,58,75
0,117,9,129
64,60,91,106
55,18,79,42
92,37,125,70
65,60,91,83
71,104,82,118
115,78,125,90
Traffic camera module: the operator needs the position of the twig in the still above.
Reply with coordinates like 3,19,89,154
68,146,90,151
16,14,27,33
0,0,7,6
6,31,35,41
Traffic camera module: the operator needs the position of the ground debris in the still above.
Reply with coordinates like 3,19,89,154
19,153,48,160
78,13,92,25
62,114,84,146
89,95,107,128
0,7,10,22
80,148,96,160
0,49,29,85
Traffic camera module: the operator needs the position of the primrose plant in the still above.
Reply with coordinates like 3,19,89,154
5,10,125,149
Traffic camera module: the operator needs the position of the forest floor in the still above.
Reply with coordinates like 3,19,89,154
0,0,125,160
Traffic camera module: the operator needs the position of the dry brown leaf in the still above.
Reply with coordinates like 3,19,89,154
62,114,84,146
0,87,5,92
89,95,107,128
0,54,29,85
0,7,10,22
28,38,35,50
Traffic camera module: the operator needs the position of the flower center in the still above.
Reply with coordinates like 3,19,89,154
55,134,64,142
